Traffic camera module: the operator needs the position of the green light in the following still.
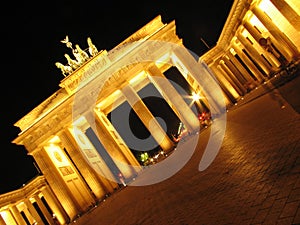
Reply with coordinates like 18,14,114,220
140,152,149,162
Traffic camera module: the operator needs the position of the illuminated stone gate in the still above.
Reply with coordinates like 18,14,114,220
8,15,221,224
1,0,299,224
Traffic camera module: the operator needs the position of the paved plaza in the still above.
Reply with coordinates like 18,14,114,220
72,75,300,225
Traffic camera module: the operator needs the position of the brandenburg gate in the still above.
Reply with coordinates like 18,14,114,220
1,0,299,224
4,15,224,224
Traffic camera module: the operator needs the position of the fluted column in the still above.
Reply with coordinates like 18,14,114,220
216,60,246,96
227,51,257,84
251,4,299,60
32,149,81,221
171,47,226,115
59,129,112,199
209,63,239,104
243,20,262,41
84,111,140,181
147,64,200,132
270,0,300,32
93,110,142,171
222,55,248,86
9,205,27,225
41,186,69,225
231,42,265,82
218,60,247,96
242,21,281,68
236,32,272,76
121,83,175,152
24,199,44,225
34,195,56,225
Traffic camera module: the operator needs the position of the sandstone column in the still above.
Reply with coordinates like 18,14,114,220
84,111,140,182
34,195,56,225
231,42,265,82
147,64,200,132
270,0,300,32
32,149,81,221
218,60,247,96
23,199,44,225
227,50,258,84
94,109,142,171
59,129,113,199
251,4,298,60
236,32,272,76
222,55,248,86
0,214,6,225
41,186,69,225
172,47,226,115
121,83,175,152
209,63,239,104
9,205,27,225
242,21,281,67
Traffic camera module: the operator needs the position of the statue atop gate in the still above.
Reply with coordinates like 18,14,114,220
55,35,100,77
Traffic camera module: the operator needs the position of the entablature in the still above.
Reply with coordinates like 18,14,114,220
0,176,47,208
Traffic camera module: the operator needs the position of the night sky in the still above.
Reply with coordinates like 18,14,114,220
1,0,234,194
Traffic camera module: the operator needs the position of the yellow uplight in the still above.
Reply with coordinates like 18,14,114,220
258,0,269,13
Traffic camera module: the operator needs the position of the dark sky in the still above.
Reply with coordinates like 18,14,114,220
1,0,234,193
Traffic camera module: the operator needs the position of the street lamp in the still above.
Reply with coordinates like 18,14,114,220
191,92,200,101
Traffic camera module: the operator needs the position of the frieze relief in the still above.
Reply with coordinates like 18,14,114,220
0,176,46,205
22,107,71,152
14,90,68,131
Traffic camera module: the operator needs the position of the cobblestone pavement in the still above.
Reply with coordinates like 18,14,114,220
72,77,300,225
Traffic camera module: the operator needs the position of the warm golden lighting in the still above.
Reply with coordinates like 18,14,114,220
249,14,268,34
227,86,240,99
241,29,248,38
258,0,300,48
171,53,189,78
70,126,93,150
0,211,17,225
96,89,122,110
44,144,70,167
8,5,300,224
155,52,171,68
73,116,87,128
129,71,146,85
229,48,236,55
257,0,269,12
286,0,300,13
48,135,60,144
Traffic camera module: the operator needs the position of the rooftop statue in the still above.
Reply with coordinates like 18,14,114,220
73,44,90,64
64,53,80,70
61,35,73,50
57,35,99,77
87,37,98,56
55,62,73,77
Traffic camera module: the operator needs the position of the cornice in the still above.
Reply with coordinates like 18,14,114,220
200,0,251,64
0,176,46,208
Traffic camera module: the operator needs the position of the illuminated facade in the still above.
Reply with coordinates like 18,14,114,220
1,0,299,224
200,0,300,104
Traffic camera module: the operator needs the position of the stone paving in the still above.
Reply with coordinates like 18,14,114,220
71,75,300,225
